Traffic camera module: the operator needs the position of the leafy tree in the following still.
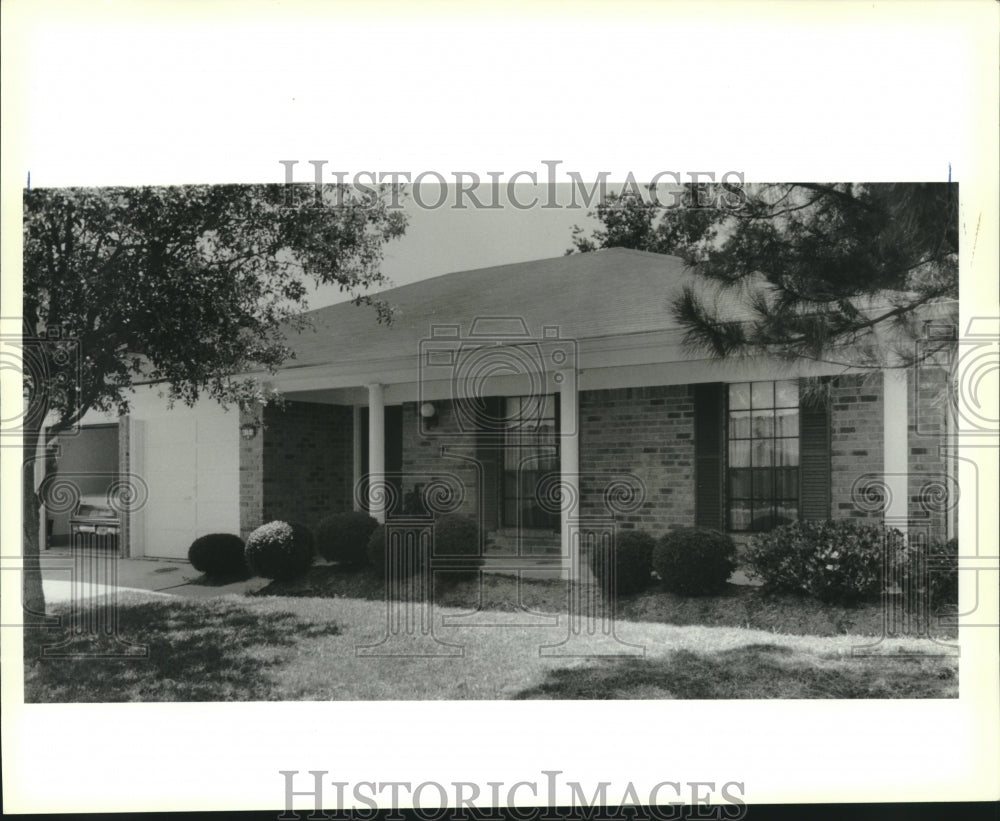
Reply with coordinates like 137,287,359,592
570,182,958,368
20,183,406,614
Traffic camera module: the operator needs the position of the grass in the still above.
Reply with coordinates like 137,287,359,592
515,644,957,699
23,567,960,702
255,564,959,640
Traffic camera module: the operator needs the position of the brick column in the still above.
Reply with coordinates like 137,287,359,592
368,383,386,523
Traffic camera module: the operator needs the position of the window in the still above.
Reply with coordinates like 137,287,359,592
502,395,559,529
727,380,799,532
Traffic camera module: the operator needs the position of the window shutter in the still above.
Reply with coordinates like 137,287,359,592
799,379,831,520
475,396,504,533
694,382,725,529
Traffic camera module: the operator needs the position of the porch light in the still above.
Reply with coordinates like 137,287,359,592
240,421,259,440
420,402,438,429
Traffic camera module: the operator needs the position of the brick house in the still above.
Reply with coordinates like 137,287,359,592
59,248,956,570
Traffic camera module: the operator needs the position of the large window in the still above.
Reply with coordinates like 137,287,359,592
727,380,799,532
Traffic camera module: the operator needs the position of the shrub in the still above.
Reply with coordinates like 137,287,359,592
746,519,905,604
587,530,654,596
315,511,379,566
366,523,422,579
928,537,959,608
653,528,736,596
432,514,482,580
187,533,247,576
245,520,314,580
895,536,958,610
366,524,390,576
366,514,481,579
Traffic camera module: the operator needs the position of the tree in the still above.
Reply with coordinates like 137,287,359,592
569,182,958,368
20,183,406,614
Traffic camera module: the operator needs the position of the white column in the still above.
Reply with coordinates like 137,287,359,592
882,368,909,536
558,371,580,580
129,418,146,557
368,383,386,523
352,405,363,512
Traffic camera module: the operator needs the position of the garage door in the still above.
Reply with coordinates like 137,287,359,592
136,401,239,559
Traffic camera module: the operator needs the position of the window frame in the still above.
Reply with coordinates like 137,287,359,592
725,379,801,533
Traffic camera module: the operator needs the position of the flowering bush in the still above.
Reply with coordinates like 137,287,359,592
653,528,736,595
746,519,905,603
587,530,655,596
894,536,959,610
245,520,314,580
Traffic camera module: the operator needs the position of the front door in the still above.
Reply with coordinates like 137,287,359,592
501,395,559,531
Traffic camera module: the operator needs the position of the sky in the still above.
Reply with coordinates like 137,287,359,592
309,183,601,309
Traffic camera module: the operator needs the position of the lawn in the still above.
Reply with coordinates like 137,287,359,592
23,568,959,702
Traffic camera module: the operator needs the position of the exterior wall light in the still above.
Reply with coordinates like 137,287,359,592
419,402,438,429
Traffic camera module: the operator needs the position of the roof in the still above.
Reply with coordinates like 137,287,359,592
281,248,734,369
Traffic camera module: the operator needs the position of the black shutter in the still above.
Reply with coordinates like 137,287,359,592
475,396,504,533
694,382,726,530
799,379,831,520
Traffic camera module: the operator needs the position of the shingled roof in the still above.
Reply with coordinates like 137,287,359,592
281,248,727,369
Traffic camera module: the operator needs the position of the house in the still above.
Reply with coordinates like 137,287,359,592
51,248,957,574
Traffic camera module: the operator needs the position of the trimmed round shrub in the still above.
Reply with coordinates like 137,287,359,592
587,530,654,596
187,533,247,576
366,514,481,579
366,524,390,576
244,520,314,580
653,528,736,596
432,514,482,580
315,511,379,566
745,519,905,603
366,523,422,579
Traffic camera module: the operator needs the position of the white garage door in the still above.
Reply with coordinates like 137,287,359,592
133,398,239,559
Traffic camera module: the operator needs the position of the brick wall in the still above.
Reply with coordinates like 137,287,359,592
828,368,952,541
400,400,480,519
829,372,884,522
238,401,353,537
578,385,695,535
238,408,264,540
908,364,952,542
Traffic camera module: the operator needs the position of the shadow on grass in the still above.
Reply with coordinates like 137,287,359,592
253,566,960,640
515,643,958,700
253,565,571,614
24,599,341,703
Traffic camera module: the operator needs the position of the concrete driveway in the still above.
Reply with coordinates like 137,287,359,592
39,549,268,603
